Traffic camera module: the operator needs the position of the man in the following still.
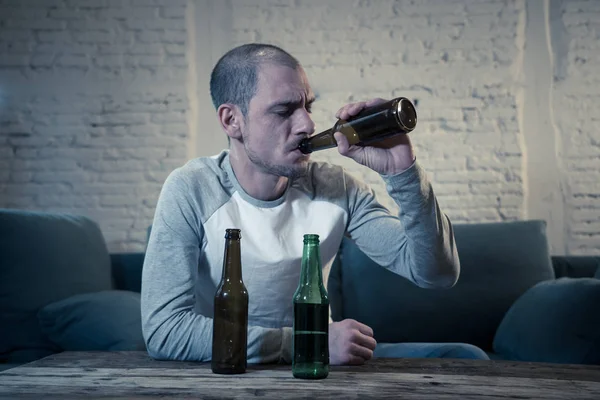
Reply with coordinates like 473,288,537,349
141,43,488,364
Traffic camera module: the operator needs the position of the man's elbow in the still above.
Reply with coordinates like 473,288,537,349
433,270,459,289
414,261,460,289
143,318,211,362
143,317,175,361
145,333,170,360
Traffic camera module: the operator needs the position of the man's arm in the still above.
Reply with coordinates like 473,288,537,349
344,161,459,289
331,98,459,289
141,170,292,363
325,98,457,366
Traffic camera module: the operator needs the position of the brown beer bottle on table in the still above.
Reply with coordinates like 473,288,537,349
212,228,248,374
298,97,417,154
292,234,329,379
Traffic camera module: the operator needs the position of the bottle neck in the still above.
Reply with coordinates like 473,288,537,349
222,238,243,283
298,128,336,154
299,242,324,288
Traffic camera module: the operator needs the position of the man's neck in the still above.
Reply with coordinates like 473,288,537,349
228,149,289,202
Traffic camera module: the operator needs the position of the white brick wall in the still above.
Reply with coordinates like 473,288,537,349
1,0,599,255
232,0,526,225
555,0,600,254
0,0,189,251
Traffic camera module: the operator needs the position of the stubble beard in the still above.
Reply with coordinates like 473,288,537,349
244,142,308,179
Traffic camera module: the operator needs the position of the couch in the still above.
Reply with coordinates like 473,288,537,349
1,208,599,372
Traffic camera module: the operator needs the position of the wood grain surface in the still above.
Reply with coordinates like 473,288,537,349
1,351,599,399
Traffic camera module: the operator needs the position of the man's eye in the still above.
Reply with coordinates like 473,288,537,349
276,109,293,117
306,105,312,114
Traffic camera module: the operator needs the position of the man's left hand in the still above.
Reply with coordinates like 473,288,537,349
334,98,416,175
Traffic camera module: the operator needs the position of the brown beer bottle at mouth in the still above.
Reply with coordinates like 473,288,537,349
298,97,417,154
212,228,249,374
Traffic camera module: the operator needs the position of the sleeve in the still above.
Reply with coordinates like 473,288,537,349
140,169,293,363
344,160,460,289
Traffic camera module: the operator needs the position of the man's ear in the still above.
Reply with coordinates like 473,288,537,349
217,103,243,141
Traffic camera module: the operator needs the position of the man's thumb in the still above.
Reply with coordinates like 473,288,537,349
334,131,351,156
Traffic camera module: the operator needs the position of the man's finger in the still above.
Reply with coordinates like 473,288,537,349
354,333,377,351
335,103,356,119
334,131,351,155
349,342,374,361
354,321,374,337
338,102,363,120
346,102,365,118
365,97,386,107
346,354,368,365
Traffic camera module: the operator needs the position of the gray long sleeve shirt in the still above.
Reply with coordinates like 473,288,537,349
141,150,459,363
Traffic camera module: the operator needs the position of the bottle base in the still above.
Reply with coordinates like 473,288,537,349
211,365,246,375
292,362,329,379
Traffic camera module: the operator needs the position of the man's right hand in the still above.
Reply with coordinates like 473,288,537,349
329,319,377,365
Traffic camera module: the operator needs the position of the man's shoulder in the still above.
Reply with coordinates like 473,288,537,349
159,151,233,222
294,160,348,200
306,159,345,180
167,151,229,187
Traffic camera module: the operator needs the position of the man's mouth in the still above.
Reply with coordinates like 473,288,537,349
290,141,305,152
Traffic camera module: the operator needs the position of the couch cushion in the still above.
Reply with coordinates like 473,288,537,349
38,290,146,351
111,253,145,293
493,278,600,364
0,209,113,363
328,220,554,351
552,256,600,278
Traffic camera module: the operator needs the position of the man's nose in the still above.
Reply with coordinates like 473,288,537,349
294,109,315,136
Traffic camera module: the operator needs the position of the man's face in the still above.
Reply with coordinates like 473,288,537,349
240,63,315,178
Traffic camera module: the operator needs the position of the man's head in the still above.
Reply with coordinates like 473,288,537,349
210,43,300,118
211,43,316,178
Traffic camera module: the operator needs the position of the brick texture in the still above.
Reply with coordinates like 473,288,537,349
0,0,598,254
232,0,526,224
0,0,188,251
555,0,600,254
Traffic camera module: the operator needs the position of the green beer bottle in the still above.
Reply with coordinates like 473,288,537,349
212,229,249,374
292,234,329,379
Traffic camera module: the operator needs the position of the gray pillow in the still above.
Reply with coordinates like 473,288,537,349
493,278,600,364
38,290,146,351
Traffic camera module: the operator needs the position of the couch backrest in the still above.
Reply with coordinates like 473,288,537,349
327,220,555,351
111,253,145,293
552,256,600,279
0,209,112,363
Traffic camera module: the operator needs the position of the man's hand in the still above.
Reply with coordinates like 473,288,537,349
329,319,377,365
334,98,416,175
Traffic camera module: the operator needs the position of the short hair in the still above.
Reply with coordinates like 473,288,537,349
209,43,300,117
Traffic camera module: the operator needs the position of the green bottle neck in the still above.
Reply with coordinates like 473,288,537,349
298,242,324,289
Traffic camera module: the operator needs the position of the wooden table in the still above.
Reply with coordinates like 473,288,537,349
1,351,599,399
